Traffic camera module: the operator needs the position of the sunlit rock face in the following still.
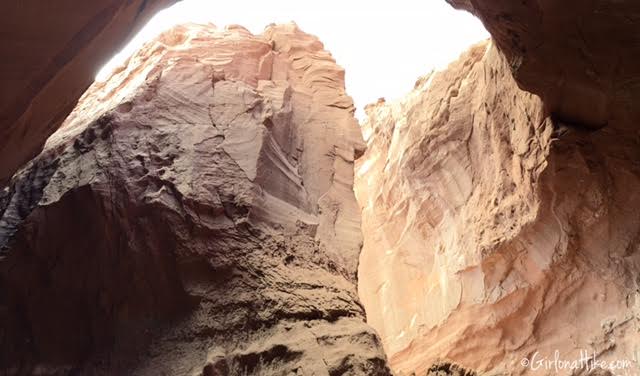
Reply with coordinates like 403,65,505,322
445,0,640,130
356,42,640,375
0,23,390,375
0,0,176,184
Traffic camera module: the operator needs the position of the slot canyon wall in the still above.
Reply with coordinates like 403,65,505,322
445,0,640,130
0,23,391,375
355,2,640,374
2,1,640,375
0,0,176,185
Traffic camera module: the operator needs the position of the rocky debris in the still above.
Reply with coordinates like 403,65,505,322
0,0,176,184
0,23,390,375
426,362,477,376
445,0,640,130
356,41,640,375
395,362,478,376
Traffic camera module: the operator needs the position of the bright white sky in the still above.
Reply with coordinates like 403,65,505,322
97,0,488,117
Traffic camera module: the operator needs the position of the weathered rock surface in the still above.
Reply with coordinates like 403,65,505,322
0,23,390,375
445,0,640,130
356,42,640,374
0,0,175,185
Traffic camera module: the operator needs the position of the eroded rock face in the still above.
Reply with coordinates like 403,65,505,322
356,42,640,374
0,23,390,375
0,0,175,185
445,0,640,130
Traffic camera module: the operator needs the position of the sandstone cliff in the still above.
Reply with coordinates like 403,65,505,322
356,42,640,374
445,0,640,130
0,0,175,184
0,23,390,375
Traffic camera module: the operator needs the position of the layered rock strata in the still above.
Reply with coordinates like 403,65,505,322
356,42,640,375
0,23,390,375
445,0,640,130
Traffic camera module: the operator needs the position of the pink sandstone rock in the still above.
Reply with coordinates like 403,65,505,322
445,0,640,130
356,42,640,375
0,23,390,375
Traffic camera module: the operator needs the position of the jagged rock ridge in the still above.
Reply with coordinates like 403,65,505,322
0,23,390,375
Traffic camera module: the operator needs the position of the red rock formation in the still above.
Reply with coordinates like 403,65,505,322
0,23,390,375
356,42,640,375
445,0,640,130
0,0,175,185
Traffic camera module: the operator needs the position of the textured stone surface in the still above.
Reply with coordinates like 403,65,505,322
426,362,477,376
356,42,640,374
0,23,390,375
0,0,175,185
446,0,640,130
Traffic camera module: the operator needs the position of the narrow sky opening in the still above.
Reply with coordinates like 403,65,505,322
97,0,489,117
